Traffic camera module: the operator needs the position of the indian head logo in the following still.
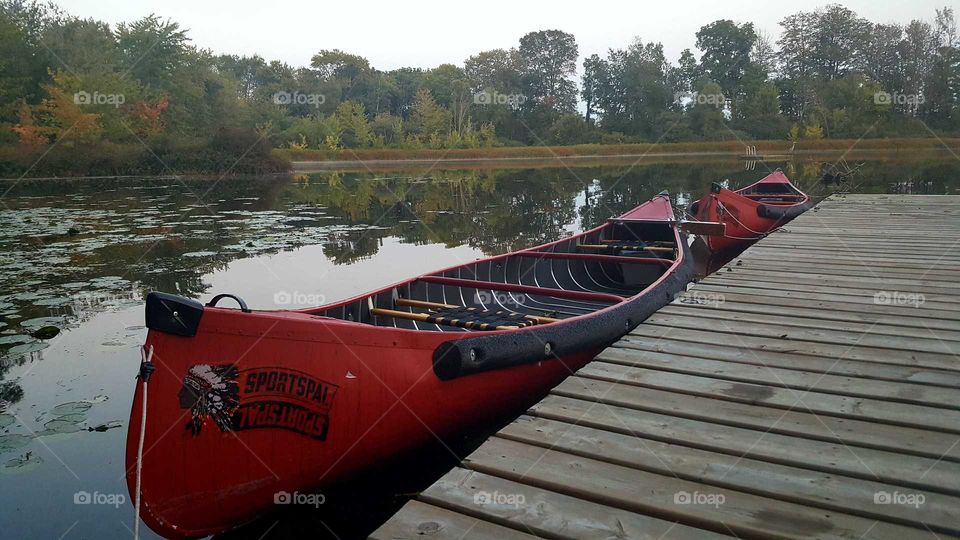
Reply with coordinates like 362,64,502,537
179,364,240,436
179,365,338,441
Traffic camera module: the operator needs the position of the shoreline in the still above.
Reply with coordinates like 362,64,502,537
2,140,958,180
291,146,958,172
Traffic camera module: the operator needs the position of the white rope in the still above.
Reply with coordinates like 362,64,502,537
134,345,153,540
716,200,769,239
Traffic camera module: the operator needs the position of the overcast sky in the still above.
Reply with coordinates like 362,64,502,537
54,0,951,70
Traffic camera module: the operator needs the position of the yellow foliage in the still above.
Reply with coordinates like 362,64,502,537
13,72,102,145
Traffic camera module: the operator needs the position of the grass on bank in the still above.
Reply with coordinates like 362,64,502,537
276,138,960,163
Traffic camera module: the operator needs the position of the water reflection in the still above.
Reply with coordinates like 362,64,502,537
0,155,959,538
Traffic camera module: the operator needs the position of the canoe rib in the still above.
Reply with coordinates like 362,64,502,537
394,298,561,324
515,251,674,266
419,275,626,304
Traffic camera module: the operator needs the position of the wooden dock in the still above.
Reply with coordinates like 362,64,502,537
371,194,960,540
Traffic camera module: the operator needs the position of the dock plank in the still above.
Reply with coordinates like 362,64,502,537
595,347,960,408
419,468,727,540
577,361,960,432
552,376,960,461
498,417,960,534
613,336,960,387
659,304,960,342
369,500,536,540
627,325,960,371
463,437,924,540
528,396,960,495
670,293,960,332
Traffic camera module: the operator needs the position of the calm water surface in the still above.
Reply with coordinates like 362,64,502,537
1,157,958,538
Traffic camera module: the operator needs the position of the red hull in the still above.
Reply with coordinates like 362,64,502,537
691,170,811,252
126,194,694,538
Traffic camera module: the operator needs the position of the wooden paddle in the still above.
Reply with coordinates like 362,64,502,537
579,244,675,253
395,298,560,324
370,306,523,330
599,239,675,246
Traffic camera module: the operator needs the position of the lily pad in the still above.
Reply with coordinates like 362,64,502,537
50,401,92,416
20,316,66,330
33,297,72,307
11,292,48,302
1,452,42,473
0,434,32,453
0,335,33,346
40,419,81,434
181,251,217,258
7,342,48,355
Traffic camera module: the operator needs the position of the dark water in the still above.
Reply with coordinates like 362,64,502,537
0,156,958,539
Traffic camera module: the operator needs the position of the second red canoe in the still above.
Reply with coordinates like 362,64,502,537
689,170,812,252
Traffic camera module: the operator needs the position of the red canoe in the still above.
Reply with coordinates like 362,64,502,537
125,192,694,538
689,170,812,252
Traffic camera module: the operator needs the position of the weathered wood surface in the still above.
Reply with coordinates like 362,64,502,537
371,195,960,539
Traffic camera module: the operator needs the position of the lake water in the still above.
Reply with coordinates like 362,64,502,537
1,156,958,539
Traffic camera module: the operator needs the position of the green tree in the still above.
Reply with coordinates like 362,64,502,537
673,49,699,95
42,17,118,73
464,48,522,94
332,100,371,148
423,64,471,135
116,15,188,89
809,5,871,81
408,88,449,139
517,30,579,113
695,20,756,97
581,54,602,124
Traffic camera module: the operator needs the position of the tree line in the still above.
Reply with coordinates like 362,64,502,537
0,1,957,175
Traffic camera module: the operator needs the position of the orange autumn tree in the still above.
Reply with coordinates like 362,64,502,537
13,72,102,145
130,95,170,136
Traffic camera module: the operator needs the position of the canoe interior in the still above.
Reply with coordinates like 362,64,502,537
310,220,676,332
738,180,807,204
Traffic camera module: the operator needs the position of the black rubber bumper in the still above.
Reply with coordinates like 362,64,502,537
757,201,814,220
